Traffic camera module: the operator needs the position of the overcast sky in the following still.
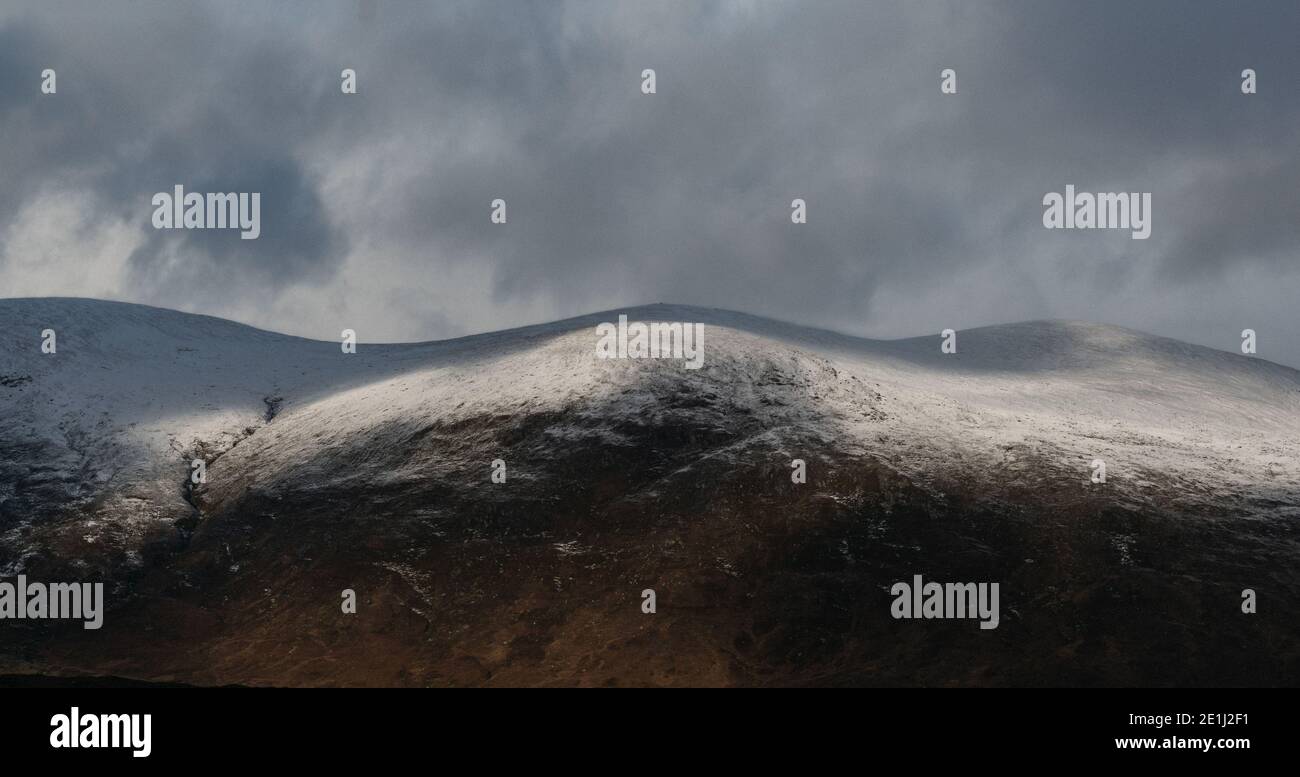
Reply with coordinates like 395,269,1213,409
1,0,1297,365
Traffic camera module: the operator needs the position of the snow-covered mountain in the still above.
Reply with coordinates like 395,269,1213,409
2,298,1297,686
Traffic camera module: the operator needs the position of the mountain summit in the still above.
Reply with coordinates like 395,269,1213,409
2,298,1297,686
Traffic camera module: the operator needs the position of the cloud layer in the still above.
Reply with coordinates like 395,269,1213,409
1,0,1297,364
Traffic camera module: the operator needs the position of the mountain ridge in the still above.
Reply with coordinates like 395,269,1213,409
1,296,1297,686
3,296,1292,373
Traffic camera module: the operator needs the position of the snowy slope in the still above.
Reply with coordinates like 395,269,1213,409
3,297,1299,579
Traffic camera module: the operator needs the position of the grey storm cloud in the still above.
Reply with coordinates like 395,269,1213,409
0,0,1297,363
